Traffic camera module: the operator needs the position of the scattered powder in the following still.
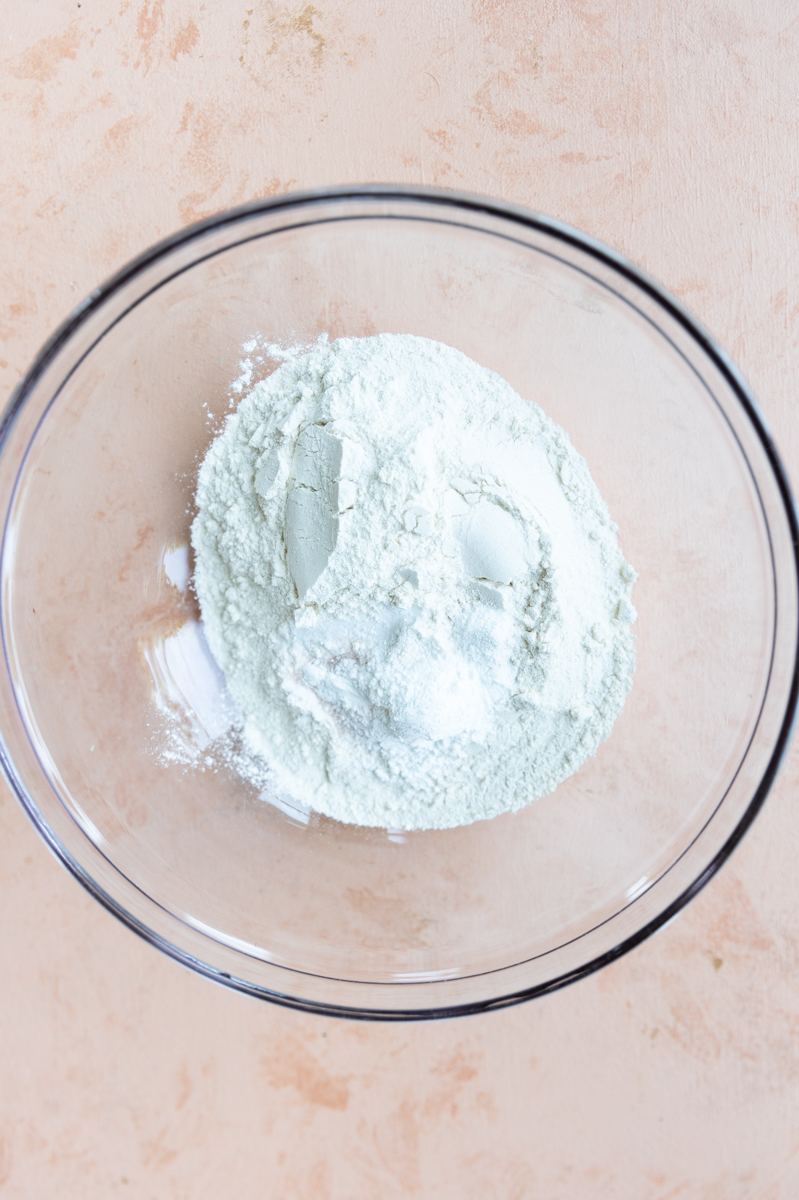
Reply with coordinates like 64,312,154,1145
189,333,637,830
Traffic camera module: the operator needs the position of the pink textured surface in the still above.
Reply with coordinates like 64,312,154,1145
1,3,798,1196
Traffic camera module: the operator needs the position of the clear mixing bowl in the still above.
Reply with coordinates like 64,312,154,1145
1,186,797,1019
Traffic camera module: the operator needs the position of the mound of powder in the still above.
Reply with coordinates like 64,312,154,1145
191,333,636,830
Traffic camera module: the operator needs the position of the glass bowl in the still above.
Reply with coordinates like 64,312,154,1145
1,186,797,1020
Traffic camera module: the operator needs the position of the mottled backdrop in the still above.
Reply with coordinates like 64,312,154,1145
1,3,798,1197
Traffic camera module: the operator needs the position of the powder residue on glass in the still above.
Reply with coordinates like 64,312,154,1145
189,333,637,830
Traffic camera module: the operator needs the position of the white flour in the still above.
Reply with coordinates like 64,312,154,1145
190,333,636,830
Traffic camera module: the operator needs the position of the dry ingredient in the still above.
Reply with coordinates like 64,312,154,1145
190,333,636,830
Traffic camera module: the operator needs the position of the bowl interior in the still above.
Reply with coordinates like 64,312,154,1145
1,192,796,1015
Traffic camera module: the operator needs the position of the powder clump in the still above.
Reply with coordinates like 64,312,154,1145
191,333,636,830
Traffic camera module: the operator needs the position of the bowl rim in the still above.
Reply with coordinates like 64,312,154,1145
2,183,798,1021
